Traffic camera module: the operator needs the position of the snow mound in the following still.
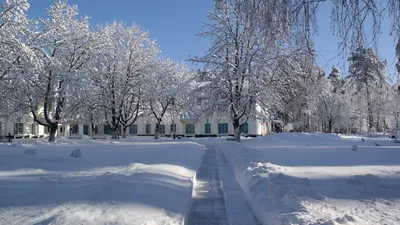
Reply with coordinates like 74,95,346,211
320,214,358,225
24,149,38,155
70,148,82,158
82,135,92,140
221,141,370,225
245,132,341,147
8,142,24,148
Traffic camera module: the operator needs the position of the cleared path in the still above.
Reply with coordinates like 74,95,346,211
185,144,260,225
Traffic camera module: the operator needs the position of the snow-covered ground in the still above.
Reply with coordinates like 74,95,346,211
221,133,400,225
0,137,203,225
2,134,400,225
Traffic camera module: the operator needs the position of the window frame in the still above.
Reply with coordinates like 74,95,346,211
31,123,38,135
204,123,211,134
83,125,89,135
159,124,165,134
145,124,151,135
14,123,24,135
170,124,176,133
129,124,138,135
218,123,228,134
240,123,249,134
104,125,111,135
185,124,195,134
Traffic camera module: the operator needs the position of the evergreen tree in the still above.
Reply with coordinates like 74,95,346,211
348,47,387,131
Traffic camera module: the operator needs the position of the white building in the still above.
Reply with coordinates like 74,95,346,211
0,112,272,139
0,97,273,139
0,117,50,138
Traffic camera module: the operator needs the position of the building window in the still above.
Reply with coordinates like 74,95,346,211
72,124,79,134
146,124,151,135
170,124,176,133
240,123,248,134
104,125,111,135
14,123,24,135
218,123,228,134
83,125,89,135
31,124,38,135
185,124,195,134
129,124,137,135
204,123,211,134
159,125,165,134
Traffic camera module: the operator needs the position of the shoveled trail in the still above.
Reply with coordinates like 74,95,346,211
185,144,260,225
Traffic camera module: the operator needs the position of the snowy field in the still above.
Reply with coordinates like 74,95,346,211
0,137,203,225
222,133,400,225
1,134,400,225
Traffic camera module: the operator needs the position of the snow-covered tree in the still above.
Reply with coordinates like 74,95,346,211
347,47,388,132
0,0,34,118
90,22,159,139
316,77,346,133
145,59,192,140
19,0,92,142
327,66,342,92
192,0,299,141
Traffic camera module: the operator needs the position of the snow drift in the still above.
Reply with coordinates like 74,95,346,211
222,133,400,225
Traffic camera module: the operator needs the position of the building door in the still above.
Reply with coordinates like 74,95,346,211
72,124,79,134
83,125,89,135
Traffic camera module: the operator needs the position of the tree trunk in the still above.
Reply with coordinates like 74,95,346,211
111,129,118,139
366,85,373,131
376,115,380,132
122,127,127,138
48,124,58,142
328,118,332,133
91,124,96,136
233,118,240,142
154,123,159,140
88,124,93,137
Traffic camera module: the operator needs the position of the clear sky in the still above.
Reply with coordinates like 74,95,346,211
26,0,397,79
314,2,397,80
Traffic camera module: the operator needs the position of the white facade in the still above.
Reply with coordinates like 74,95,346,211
0,117,50,138
0,100,272,138
0,114,271,138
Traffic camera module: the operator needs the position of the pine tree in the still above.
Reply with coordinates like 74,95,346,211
348,47,387,131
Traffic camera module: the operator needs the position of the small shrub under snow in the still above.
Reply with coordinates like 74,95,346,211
351,145,358,151
9,142,24,148
301,177,311,186
24,149,38,155
70,148,82,158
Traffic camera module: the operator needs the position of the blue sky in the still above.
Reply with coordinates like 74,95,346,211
27,0,397,78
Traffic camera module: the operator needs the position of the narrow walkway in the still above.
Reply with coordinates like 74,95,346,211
185,144,260,225
185,146,230,225
215,145,261,225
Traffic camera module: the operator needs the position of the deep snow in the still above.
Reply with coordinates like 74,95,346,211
0,137,203,225
221,133,400,225
2,134,400,225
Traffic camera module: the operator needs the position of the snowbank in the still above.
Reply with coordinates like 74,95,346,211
222,133,400,225
0,138,204,225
